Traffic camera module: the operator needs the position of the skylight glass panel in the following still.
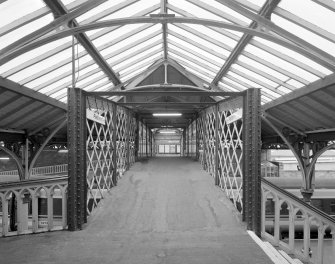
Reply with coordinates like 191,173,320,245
24,54,95,89
76,0,124,23
286,79,304,89
277,86,292,94
186,24,238,48
170,54,216,80
0,37,72,74
201,0,253,24
237,55,288,81
278,0,335,36
105,35,162,63
271,14,335,59
118,53,162,76
8,48,73,83
180,65,212,83
100,0,159,20
231,64,278,87
92,24,153,47
244,43,320,83
169,44,220,72
222,77,248,91
168,35,226,65
92,24,161,53
0,0,47,27
169,0,230,23
111,44,162,70
38,75,72,94
218,82,240,92
169,24,231,57
120,57,162,82
0,14,53,50
81,77,109,91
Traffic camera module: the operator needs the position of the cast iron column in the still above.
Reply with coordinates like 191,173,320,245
67,88,87,231
242,88,261,236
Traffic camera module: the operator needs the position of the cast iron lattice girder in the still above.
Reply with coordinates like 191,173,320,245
192,88,261,235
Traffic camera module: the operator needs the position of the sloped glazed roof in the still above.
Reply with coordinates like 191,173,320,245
0,0,335,138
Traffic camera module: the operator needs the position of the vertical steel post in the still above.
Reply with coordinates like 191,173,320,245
67,88,87,231
215,104,219,186
242,88,261,236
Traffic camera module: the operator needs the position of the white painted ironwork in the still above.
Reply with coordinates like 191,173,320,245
86,96,116,214
0,177,68,237
261,178,335,264
217,106,243,212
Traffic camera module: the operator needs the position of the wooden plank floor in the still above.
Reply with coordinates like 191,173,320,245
0,157,273,264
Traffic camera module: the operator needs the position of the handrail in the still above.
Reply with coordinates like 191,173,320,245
0,176,68,190
261,178,335,264
262,178,335,224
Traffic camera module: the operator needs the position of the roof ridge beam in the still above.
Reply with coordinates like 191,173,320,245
212,0,280,85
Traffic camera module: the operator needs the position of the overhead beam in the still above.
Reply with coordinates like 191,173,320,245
212,0,280,85
87,91,241,97
2,17,334,71
43,0,121,86
117,102,216,106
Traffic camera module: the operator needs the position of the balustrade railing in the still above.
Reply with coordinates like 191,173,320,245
261,178,335,264
0,177,68,237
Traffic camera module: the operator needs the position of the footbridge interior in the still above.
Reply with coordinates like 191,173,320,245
0,1,335,264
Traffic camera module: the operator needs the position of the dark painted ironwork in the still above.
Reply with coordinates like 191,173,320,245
243,88,261,236
67,88,87,231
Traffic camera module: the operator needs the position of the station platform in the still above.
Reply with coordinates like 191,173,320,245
0,157,272,264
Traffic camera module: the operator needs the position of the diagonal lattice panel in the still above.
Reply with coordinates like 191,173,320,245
129,116,136,165
217,105,243,213
197,115,205,167
86,96,116,215
116,106,128,177
204,109,216,178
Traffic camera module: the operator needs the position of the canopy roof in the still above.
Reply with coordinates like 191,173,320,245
0,0,335,141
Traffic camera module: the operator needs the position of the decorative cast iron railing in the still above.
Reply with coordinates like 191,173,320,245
0,177,68,237
261,178,335,264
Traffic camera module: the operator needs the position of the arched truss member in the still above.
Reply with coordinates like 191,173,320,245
1,16,335,71
262,115,335,202
28,119,67,179
0,146,25,180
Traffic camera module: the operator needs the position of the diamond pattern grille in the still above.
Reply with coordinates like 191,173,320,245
197,115,205,167
194,101,244,213
86,96,116,214
85,96,136,215
218,110,243,212
116,106,128,177
204,111,216,178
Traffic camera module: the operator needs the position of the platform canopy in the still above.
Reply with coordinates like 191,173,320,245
0,0,335,141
